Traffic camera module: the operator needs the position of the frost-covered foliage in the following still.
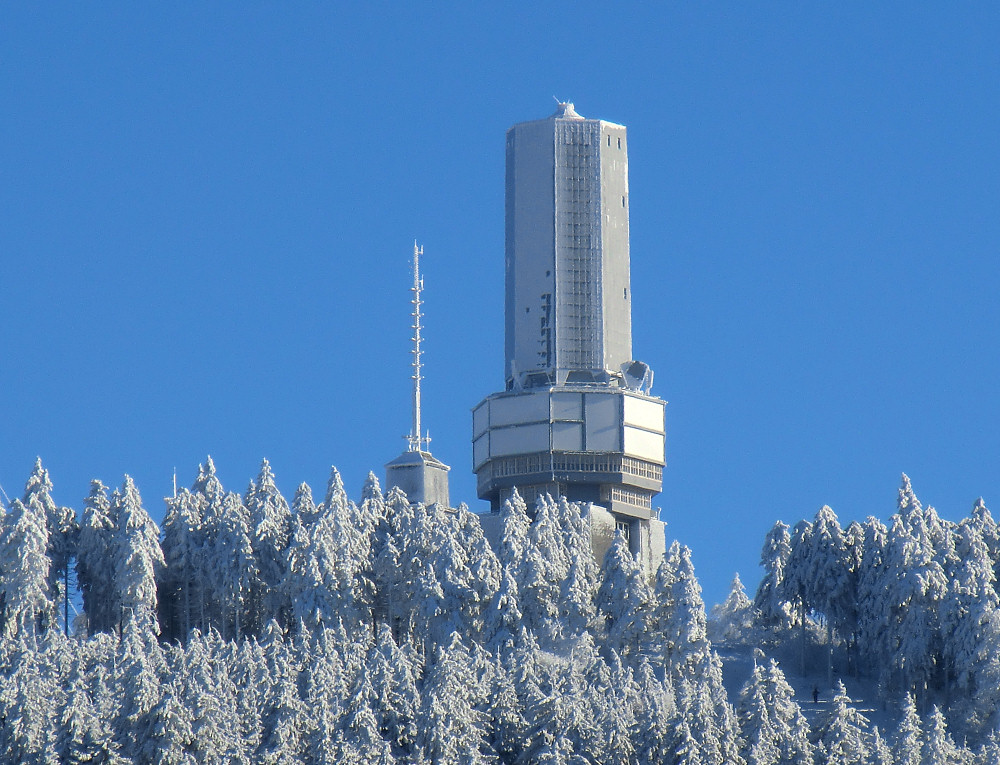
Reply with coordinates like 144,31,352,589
749,472,1000,745
737,657,813,765
0,460,996,762
709,573,753,644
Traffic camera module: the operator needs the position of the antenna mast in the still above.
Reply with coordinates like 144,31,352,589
407,241,430,452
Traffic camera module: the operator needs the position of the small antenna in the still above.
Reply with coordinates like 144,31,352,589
407,241,431,452
0,482,9,507
172,468,177,498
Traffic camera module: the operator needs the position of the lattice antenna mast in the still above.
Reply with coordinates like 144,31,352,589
407,241,430,452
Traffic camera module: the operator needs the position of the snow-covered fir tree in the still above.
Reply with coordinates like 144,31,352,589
76,479,116,636
0,459,996,762
811,681,871,765
737,657,812,765
709,572,753,645
22,458,78,635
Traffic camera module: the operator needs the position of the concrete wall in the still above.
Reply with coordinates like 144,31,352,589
587,503,665,575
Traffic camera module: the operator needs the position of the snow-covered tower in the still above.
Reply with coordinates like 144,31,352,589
473,103,666,563
386,242,450,507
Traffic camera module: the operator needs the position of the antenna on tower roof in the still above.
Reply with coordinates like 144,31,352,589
406,241,431,453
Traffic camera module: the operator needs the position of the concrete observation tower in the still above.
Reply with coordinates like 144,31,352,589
473,103,666,564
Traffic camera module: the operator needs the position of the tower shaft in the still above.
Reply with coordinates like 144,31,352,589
474,104,666,547
505,104,631,390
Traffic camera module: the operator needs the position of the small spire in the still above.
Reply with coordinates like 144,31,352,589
551,100,583,120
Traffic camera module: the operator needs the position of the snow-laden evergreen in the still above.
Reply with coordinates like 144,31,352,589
0,460,997,762
737,657,813,765
709,572,753,645
750,472,1000,753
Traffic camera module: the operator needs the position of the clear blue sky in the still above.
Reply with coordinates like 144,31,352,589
2,4,998,606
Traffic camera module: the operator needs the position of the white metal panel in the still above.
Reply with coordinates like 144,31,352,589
623,426,664,463
552,421,584,451
585,393,621,451
473,434,490,470
490,392,550,427
473,401,490,439
550,391,584,421
623,394,664,433
490,423,550,457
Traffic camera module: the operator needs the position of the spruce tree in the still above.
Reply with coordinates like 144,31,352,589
145,679,197,765
457,503,502,640
22,458,78,636
812,680,871,765
893,694,922,765
245,459,292,634
111,476,164,633
160,487,203,640
519,495,567,645
921,706,961,765
497,489,530,583
483,569,523,656
258,639,307,764
0,497,53,643
869,727,894,765
416,634,492,764
737,658,812,765
633,658,677,763
969,497,1000,597
560,554,598,640
115,618,165,759
781,519,813,675
803,505,851,687
77,480,116,636
661,545,711,682
302,638,348,765
854,516,888,677
487,651,528,764
753,521,793,635
214,492,255,640
943,518,1000,728
191,458,230,634
368,624,419,754
0,648,60,761
56,656,120,764
596,532,652,659
709,572,753,644
338,670,394,764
